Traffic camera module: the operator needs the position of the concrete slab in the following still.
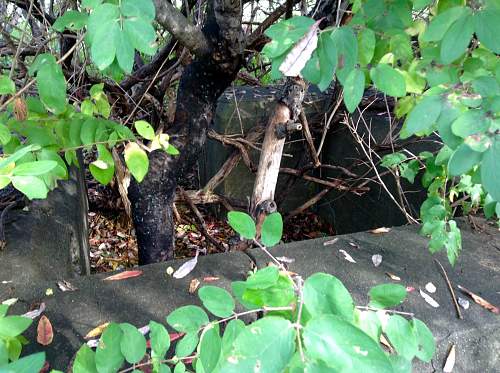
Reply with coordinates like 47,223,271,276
250,219,500,372
1,219,499,371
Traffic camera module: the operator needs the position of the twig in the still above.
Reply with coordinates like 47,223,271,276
316,90,343,158
299,111,320,167
285,188,331,219
434,259,463,319
356,306,414,317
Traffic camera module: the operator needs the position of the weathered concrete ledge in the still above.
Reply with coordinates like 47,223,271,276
2,219,499,371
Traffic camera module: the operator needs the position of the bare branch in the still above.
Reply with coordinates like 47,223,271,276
153,0,209,57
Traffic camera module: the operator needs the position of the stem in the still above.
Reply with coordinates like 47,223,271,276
356,306,414,317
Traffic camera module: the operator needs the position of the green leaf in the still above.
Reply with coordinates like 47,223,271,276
124,142,149,182
115,27,135,73
451,110,489,138
412,0,433,10
260,212,283,247
385,315,418,360
165,144,180,155
447,143,482,176
73,345,98,373
412,318,436,362
0,340,8,365
0,352,46,373
370,64,406,97
166,306,209,333
354,309,382,342
303,315,392,372
0,123,12,145
198,286,235,318
95,323,124,373
175,332,199,358
134,120,155,140
245,266,279,290
149,321,170,359
440,13,474,64
198,324,221,373
0,316,32,337
481,138,500,201
317,32,337,91
82,0,102,9
343,68,365,113
119,323,147,364
0,75,15,95
445,220,461,265
243,275,295,308
221,319,245,357
121,0,156,21
303,273,354,321
400,95,443,139
35,55,67,114
11,176,48,200
330,26,358,84
53,10,88,32
92,21,118,70
227,211,256,240
0,145,35,171
219,317,295,373
422,7,469,42
87,3,119,43
174,362,186,373
381,152,407,168
124,18,157,56
12,160,57,176
301,54,321,85
90,145,115,185
80,118,99,145
368,284,407,309
474,9,500,54
357,28,375,66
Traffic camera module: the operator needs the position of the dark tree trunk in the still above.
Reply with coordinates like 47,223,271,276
129,12,242,264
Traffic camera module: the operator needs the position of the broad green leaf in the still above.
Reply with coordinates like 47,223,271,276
243,275,295,308
166,305,209,332
11,176,48,200
80,117,99,145
368,284,407,309
175,332,199,358
357,28,375,66
0,316,32,337
381,152,407,168
0,75,15,95
53,10,88,32
472,76,500,98
124,18,157,55
481,138,500,201
400,95,442,139
219,317,295,373
115,27,135,73
354,310,382,342
437,104,462,149
198,324,221,373
82,0,102,9
5,337,21,361
12,160,57,176
0,176,10,189
422,7,469,42
304,359,333,372
198,286,235,318
231,281,260,310
413,0,433,10
36,56,67,114
86,3,119,44
301,54,322,85
0,352,45,373
446,220,461,265
121,0,156,21
303,315,393,372
370,64,406,97
119,323,147,364
385,315,418,360
227,211,256,240
174,362,186,373
134,120,155,140
124,142,149,182
451,110,489,138
440,14,474,64
0,123,11,145
330,26,358,84
165,144,180,155
92,21,118,70
245,266,279,290
303,273,354,321
95,323,124,373
474,9,500,54
260,212,283,247
412,318,436,362
0,340,7,365
149,321,170,359
221,319,245,357
388,355,411,373
73,345,98,373
343,68,365,113
447,143,482,176
317,32,337,91
90,145,115,185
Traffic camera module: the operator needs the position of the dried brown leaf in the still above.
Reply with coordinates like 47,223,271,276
85,322,110,339
103,270,143,281
203,276,220,282
458,285,499,314
56,280,78,292
339,249,356,263
443,344,456,372
173,254,198,279
370,227,391,234
22,303,46,319
323,238,339,246
37,315,53,346
385,272,401,281
189,278,201,294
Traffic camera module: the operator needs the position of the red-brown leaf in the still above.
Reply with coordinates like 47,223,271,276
458,285,499,314
37,315,53,345
103,270,143,281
